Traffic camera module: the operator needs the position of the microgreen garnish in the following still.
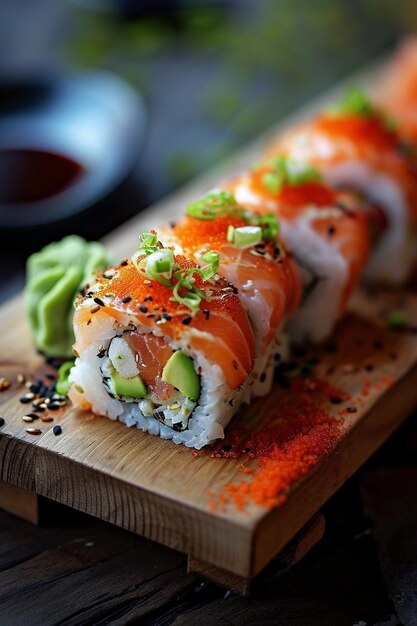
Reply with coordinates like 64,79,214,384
133,232,220,314
328,87,398,132
261,155,321,193
186,190,237,220
138,231,160,255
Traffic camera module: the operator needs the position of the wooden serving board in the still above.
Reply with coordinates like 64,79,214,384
1,55,417,591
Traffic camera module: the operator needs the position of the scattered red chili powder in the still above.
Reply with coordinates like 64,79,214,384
208,377,345,511
207,368,396,512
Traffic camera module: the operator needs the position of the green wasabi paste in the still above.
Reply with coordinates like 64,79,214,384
26,235,113,358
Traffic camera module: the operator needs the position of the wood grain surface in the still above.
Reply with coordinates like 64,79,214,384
1,287,416,579
1,56,417,584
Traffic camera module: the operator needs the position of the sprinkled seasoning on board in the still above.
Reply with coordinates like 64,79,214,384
208,376,344,511
205,306,407,513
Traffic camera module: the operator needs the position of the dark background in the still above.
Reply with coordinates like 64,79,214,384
0,0,413,301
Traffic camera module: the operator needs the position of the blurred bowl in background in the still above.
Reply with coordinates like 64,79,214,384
0,71,146,228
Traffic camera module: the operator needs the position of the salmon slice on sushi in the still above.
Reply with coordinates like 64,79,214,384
159,190,301,397
69,235,256,449
378,38,417,144
228,157,370,343
268,90,417,285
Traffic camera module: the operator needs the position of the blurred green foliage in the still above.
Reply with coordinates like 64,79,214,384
66,0,407,187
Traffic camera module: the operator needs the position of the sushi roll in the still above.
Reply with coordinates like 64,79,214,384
228,157,370,343
69,236,256,449
268,90,417,285
159,190,301,397
378,38,417,143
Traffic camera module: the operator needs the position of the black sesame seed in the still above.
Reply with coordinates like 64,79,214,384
122,296,132,304
139,305,148,313
46,357,62,370
144,296,153,302
330,396,343,404
94,297,105,307
274,353,281,362
346,406,357,414
0,417,4,427
365,363,374,372
53,425,62,436
182,316,192,325
120,260,128,266
244,447,251,453
327,225,336,236
45,373,56,380
163,312,172,321
232,287,239,295
203,310,210,321
259,372,267,383
221,444,233,452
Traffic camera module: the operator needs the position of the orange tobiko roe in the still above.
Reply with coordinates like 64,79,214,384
270,113,417,222
172,214,247,255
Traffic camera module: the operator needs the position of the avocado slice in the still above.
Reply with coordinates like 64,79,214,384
161,350,200,401
110,367,147,399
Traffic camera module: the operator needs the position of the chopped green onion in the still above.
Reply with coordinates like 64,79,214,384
261,155,321,193
138,231,159,255
328,87,398,132
186,190,237,220
146,249,174,286
170,282,202,313
328,88,375,117
247,213,280,241
200,250,219,280
386,311,408,329
56,361,74,396
286,160,321,185
228,225,262,248
262,171,283,193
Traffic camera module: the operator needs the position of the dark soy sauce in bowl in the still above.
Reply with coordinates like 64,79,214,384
0,148,84,204
0,73,146,228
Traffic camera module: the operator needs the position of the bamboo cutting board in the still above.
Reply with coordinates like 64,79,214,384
1,55,417,590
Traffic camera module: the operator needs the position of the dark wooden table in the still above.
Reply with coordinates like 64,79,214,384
1,414,416,626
